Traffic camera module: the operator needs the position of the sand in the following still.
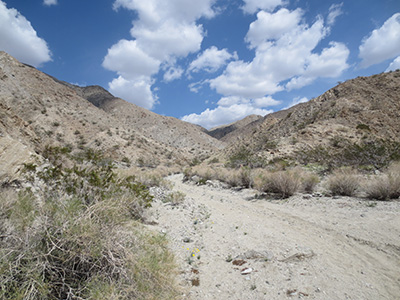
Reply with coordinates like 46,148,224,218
148,174,400,299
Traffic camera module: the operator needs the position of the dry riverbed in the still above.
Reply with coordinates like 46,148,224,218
147,174,400,300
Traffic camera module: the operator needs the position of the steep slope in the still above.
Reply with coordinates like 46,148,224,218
207,114,263,142
220,70,400,168
0,51,223,181
68,84,225,155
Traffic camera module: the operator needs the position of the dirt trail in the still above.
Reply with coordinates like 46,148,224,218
148,174,400,299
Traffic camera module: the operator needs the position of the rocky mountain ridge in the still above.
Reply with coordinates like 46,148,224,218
1,50,400,183
218,69,400,168
0,51,223,182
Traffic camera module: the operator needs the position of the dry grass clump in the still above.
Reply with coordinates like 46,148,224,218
364,162,400,200
163,191,186,206
1,148,179,299
184,165,254,188
254,169,302,198
300,171,320,193
119,165,179,189
0,189,179,300
217,167,252,188
327,168,360,196
183,165,218,184
185,165,319,197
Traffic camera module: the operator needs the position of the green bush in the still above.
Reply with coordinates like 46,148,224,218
227,146,253,168
356,123,371,131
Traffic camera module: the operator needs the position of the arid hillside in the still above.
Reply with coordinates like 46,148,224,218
0,51,223,182
217,70,400,169
207,114,263,142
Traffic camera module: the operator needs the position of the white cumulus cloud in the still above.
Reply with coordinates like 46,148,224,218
182,103,273,129
104,0,217,109
386,56,400,72
43,0,58,6
241,0,285,14
131,20,205,61
286,41,349,90
184,6,349,128
245,8,302,49
163,66,184,82
210,7,349,98
103,39,160,79
108,76,158,110
359,13,400,68
327,3,343,26
0,1,51,67
182,95,279,129
188,46,238,73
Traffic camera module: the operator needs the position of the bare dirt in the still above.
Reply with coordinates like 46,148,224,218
148,174,400,300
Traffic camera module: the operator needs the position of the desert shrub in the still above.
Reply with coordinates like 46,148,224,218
137,172,170,188
364,175,392,200
300,171,320,193
255,169,301,198
226,146,255,168
294,140,400,170
356,123,371,131
194,165,214,181
327,168,360,196
364,162,400,200
0,144,181,299
164,191,186,206
251,169,266,191
0,189,178,300
208,157,219,164
190,157,202,166
222,169,241,187
238,167,252,188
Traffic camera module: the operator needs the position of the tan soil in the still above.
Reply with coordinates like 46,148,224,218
149,174,400,300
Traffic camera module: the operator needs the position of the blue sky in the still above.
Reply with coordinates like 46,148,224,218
1,0,399,129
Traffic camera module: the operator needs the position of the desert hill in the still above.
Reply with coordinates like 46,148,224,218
2,49,400,182
207,114,263,142
69,84,224,153
0,51,223,182
217,70,400,169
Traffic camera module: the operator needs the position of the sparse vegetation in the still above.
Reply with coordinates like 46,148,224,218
0,147,179,299
356,123,371,131
254,169,301,198
164,191,186,206
0,189,178,299
364,162,400,200
185,165,319,198
327,168,360,196
301,172,320,193
295,139,400,170
226,146,265,168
